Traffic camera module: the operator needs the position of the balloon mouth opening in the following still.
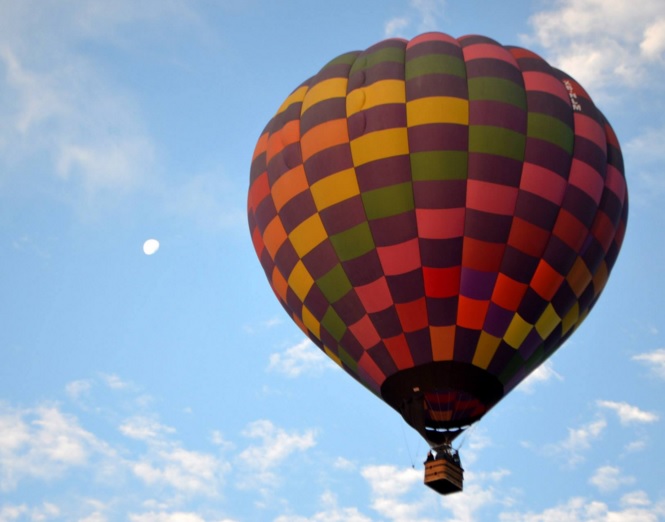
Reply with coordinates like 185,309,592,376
380,361,504,445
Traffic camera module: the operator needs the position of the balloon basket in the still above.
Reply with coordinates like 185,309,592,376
424,458,464,495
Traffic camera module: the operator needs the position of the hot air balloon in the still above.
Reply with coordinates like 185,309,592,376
247,32,628,494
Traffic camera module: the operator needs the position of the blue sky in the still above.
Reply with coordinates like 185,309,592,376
1,0,664,520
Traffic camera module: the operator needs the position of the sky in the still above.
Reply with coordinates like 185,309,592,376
1,0,664,520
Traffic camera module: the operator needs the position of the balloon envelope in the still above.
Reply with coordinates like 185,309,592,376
248,32,628,444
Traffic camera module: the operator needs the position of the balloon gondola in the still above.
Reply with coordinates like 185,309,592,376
248,32,628,494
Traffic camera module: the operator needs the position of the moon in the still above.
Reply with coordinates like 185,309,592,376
143,239,160,255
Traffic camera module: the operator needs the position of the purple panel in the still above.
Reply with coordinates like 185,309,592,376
408,123,468,152
369,212,418,246
369,306,403,338
342,250,384,286
319,195,367,235
348,104,407,139
500,246,539,284
486,341,517,377
303,144,354,184
405,328,433,365
303,285,331,318
300,97,348,134
464,209,513,243
355,155,412,191
469,100,527,134
302,241,339,279
426,296,458,326
483,303,514,337
274,241,300,278
460,268,497,300
339,329,365,361
518,328,545,360
414,179,466,208
516,287,549,324
332,290,366,325
279,190,318,233
420,237,463,268
467,153,522,185
386,269,424,303
453,327,480,363
367,341,399,375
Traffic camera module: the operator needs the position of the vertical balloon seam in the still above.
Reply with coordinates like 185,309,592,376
297,51,378,393
497,48,575,392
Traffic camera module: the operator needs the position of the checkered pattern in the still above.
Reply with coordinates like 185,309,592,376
248,33,628,427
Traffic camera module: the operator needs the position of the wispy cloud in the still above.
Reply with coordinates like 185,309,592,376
517,361,564,394
384,0,446,38
268,338,334,378
633,348,665,379
526,0,665,97
237,419,317,488
545,416,607,467
0,403,116,491
499,491,665,521
361,465,435,522
589,465,635,493
273,491,372,522
596,400,659,425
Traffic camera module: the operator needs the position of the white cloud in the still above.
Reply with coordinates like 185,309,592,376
0,404,115,491
361,464,435,522
526,0,665,95
589,465,635,493
384,0,445,38
596,400,659,425
440,469,511,522
268,338,333,378
499,492,665,521
0,502,60,522
131,446,228,497
518,361,564,394
101,373,133,390
119,416,177,441
546,417,607,466
273,491,372,522
128,512,206,522
65,379,93,400
237,419,316,487
633,348,665,379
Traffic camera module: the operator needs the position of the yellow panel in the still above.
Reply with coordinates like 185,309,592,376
347,80,406,116
472,331,501,369
310,168,360,210
301,78,348,114
561,302,580,335
276,85,309,115
504,313,532,349
301,305,320,338
288,214,327,257
407,96,469,126
535,303,561,339
324,346,342,367
350,128,409,167
288,260,315,301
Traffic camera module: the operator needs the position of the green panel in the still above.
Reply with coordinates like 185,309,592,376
329,222,375,261
405,54,466,80
322,51,360,69
468,77,527,110
321,306,347,342
362,182,414,220
337,346,359,372
528,113,574,153
350,46,405,74
469,126,526,161
411,150,468,181
317,264,353,303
